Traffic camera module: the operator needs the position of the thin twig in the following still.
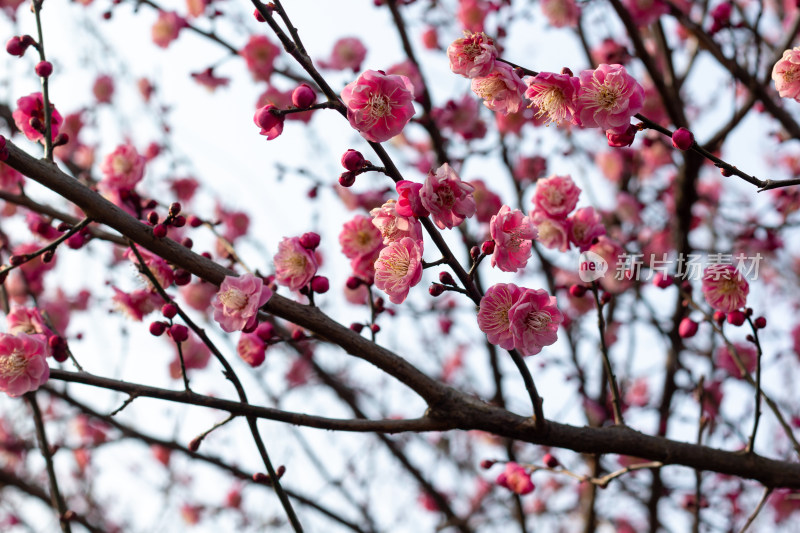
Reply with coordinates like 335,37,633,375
590,282,624,425
738,486,772,533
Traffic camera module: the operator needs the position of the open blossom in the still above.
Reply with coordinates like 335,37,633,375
339,215,384,260
242,35,281,82
274,237,319,291
395,180,429,218
93,75,114,103
457,0,490,33
237,330,266,367
7,306,52,338
568,207,606,251
701,264,749,313
370,199,424,245
532,174,581,219
477,283,524,350
470,179,503,223
509,288,563,356
525,72,581,125
447,31,497,78
100,144,146,191
490,206,537,272
716,342,757,379
531,209,570,251
212,273,272,333
341,70,415,143
374,237,423,304
12,92,63,142
319,37,367,71
496,462,534,495
540,0,580,28
622,0,668,27
124,248,174,289
577,64,644,134
471,62,526,115
112,287,161,321
151,11,185,48
420,163,476,229
432,94,487,140
772,47,800,101
0,333,49,398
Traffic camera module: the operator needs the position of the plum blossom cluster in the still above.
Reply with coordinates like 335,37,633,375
530,174,605,252
447,33,645,141
477,283,564,356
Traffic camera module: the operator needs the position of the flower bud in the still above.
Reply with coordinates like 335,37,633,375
310,276,329,294
429,283,445,297
672,127,694,151
147,211,159,225
606,124,637,148
169,324,189,342
299,231,321,250
754,316,767,329
543,453,560,468
726,310,746,326
291,84,316,109
6,36,33,57
149,321,167,336
169,202,182,217
678,318,698,338
338,171,356,187
438,271,455,286
162,303,178,319
35,61,53,78
569,284,587,298
481,240,495,255
153,223,167,238
341,149,365,171
350,322,364,333
346,276,362,290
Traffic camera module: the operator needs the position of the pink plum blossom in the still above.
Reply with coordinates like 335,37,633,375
576,64,644,134
477,283,524,350
237,330,267,367
254,104,284,140
242,35,281,82
457,0,490,33
370,199,424,245
524,71,581,125
212,273,272,333
568,207,606,251
395,180,429,218
716,342,757,379
447,31,497,79
100,144,146,191
470,62,526,115
0,162,23,192
12,92,63,143
420,163,476,229
701,264,749,313
151,11,185,49
374,237,423,304
93,75,114,103
540,0,580,28
191,68,230,92
622,0,668,27
6,306,52,338
111,287,161,321
169,333,210,379
215,204,250,243
274,237,319,291
341,70,416,143
496,462,534,495
432,94,487,140
319,37,367,71
339,215,384,260
470,179,503,224
532,174,581,219
490,205,537,272
531,210,570,251
772,47,800,101
124,248,174,289
0,333,49,398
509,288,564,356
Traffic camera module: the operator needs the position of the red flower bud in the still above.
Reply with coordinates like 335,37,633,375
438,271,455,286
481,240,495,255
153,223,167,238
606,124,637,148
35,61,53,78
754,316,767,329
291,84,316,109
149,321,167,336
672,127,694,151
338,171,356,187
569,284,587,298
161,303,178,319
726,310,746,326
341,149,365,171
310,276,329,294
169,324,189,342
299,231,321,250
429,283,445,297
678,318,698,338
